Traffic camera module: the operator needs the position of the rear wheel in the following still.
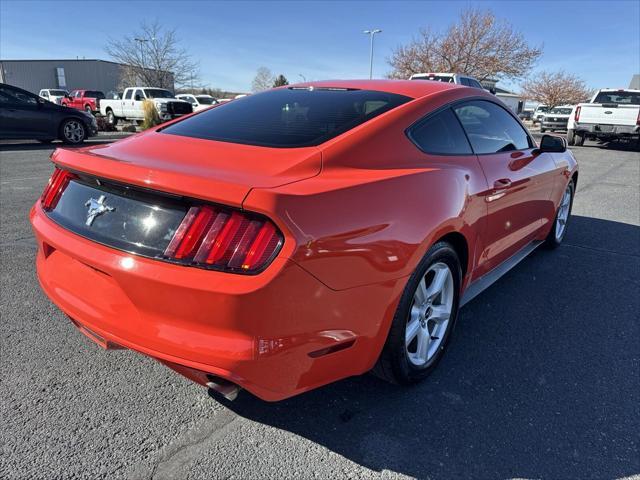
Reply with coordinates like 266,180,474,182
106,109,118,126
575,133,585,146
85,105,92,113
545,180,574,249
373,242,461,384
60,118,86,144
567,129,575,145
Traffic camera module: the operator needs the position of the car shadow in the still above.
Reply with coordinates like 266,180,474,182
582,138,640,152
218,215,640,479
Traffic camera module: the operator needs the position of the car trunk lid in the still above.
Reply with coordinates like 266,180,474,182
578,103,639,126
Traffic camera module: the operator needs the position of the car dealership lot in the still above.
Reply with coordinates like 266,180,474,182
1,140,638,479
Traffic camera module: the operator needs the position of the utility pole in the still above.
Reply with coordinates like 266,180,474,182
363,29,382,79
134,37,148,85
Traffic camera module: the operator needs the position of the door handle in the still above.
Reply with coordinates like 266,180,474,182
494,178,512,189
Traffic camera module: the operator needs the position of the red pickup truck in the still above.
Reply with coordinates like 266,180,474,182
61,90,105,113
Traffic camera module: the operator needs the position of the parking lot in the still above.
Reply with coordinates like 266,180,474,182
1,140,638,479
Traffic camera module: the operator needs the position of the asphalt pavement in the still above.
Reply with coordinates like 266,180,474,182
1,138,639,479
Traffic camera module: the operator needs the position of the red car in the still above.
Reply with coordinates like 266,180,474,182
31,80,577,401
61,89,105,113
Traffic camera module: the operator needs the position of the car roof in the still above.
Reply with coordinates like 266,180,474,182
290,79,463,99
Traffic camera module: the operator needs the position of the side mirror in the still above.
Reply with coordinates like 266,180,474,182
539,134,567,153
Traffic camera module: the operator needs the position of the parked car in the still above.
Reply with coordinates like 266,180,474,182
567,89,640,146
409,72,484,89
518,110,533,121
532,105,550,124
540,106,573,132
99,87,193,125
176,94,218,112
30,80,577,401
39,88,69,105
1,83,97,144
62,89,105,113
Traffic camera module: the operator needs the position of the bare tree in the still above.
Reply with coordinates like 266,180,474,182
388,8,542,82
106,21,199,90
252,67,274,92
521,71,591,109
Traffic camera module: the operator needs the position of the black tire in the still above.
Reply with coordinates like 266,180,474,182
373,241,461,385
545,180,575,249
575,133,585,146
567,129,575,146
106,109,118,126
59,118,87,145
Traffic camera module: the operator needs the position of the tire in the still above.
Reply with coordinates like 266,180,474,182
540,128,547,133
567,129,575,146
106,109,118,126
59,118,87,145
373,241,461,385
575,133,585,146
545,180,574,249
85,105,92,113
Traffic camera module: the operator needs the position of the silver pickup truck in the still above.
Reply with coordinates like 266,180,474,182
100,87,192,126
567,89,640,146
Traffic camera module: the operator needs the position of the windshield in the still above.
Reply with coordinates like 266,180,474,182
85,91,105,99
143,89,174,99
49,90,68,96
550,108,572,114
196,96,216,105
412,75,455,83
162,87,411,148
593,91,640,105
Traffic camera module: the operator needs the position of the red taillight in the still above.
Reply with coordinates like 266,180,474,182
574,106,581,122
164,205,282,273
41,167,76,210
636,109,640,126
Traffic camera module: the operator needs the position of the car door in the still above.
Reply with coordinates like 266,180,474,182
453,100,557,277
122,89,133,118
0,85,52,138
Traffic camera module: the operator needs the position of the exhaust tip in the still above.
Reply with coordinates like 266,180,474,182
206,375,241,401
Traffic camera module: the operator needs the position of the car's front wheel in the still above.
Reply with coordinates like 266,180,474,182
373,241,461,384
60,118,87,144
106,109,118,126
545,180,574,248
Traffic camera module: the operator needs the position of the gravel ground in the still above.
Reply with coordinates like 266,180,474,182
1,138,639,480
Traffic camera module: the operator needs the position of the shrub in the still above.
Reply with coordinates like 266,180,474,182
141,100,161,130
95,116,117,132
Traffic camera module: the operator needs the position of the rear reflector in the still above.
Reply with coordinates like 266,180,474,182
164,205,282,273
41,167,77,210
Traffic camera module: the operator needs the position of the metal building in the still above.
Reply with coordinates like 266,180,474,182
0,59,174,95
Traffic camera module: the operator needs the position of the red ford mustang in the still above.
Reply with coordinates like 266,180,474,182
31,80,577,401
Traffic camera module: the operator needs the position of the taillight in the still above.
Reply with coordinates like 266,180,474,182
636,109,640,126
574,106,581,122
164,205,282,273
41,167,77,210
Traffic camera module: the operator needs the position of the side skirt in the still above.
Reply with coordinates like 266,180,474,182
460,240,543,307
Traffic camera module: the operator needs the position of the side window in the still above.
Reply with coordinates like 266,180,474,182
75,91,82,98
469,80,483,89
409,108,473,155
460,78,470,86
134,89,144,100
1,87,37,105
124,90,133,100
454,100,531,154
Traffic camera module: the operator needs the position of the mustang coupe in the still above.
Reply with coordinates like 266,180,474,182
31,80,577,401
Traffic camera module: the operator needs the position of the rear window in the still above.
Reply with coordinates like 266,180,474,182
162,87,412,148
593,91,640,105
85,91,105,99
412,75,455,83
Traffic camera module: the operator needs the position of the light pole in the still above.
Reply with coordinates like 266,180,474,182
134,37,148,84
298,73,307,82
363,29,382,79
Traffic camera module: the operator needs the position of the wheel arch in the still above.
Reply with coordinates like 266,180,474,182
434,231,469,278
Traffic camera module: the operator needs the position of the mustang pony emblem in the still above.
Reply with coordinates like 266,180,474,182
85,195,115,226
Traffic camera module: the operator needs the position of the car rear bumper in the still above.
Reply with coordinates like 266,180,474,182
30,203,402,401
574,122,639,137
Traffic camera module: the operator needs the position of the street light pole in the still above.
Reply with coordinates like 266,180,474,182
134,37,148,84
363,29,382,79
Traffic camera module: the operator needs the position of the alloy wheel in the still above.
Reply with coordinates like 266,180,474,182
555,185,572,241
63,120,84,143
405,262,454,366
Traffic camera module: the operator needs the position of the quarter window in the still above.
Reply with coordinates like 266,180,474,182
454,100,531,153
409,108,472,155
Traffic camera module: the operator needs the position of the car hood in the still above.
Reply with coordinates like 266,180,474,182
51,130,322,207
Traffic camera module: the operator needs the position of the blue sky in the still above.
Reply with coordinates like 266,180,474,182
1,0,638,92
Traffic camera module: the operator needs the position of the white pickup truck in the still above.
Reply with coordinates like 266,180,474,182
567,89,640,146
100,87,193,125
